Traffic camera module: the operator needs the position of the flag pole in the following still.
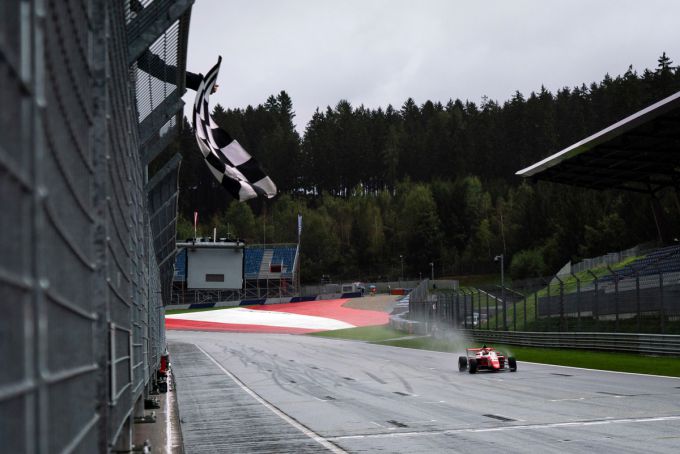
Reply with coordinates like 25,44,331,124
193,210,198,241
297,212,302,296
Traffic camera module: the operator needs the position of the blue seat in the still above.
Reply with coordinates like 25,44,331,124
271,246,297,277
244,248,264,277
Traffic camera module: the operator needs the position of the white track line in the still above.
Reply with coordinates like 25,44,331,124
328,415,680,441
518,360,680,379
195,344,348,454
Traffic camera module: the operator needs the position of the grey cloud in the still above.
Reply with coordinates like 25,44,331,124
184,0,680,133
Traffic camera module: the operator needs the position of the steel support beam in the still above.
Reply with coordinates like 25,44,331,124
139,91,183,147
146,153,181,193
141,125,179,167
127,0,195,65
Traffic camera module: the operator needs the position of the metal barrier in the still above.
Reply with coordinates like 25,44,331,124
402,252,680,353
463,330,680,356
0,1,192,452
300,279,457,297
412,250,680,335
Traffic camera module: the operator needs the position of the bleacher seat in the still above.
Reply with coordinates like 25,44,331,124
244,247,265,277
596,244,680,283
244,245,298,279
271,246,297,277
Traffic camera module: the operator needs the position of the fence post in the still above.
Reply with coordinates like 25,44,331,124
454,291,460,328
477,289,481,330
495,289,499,331
512,291,517,332
570,270,581,331
659,267,664,334
523,294,527,331
554,275,565,332
534,291,538,325
470,289,474,330
449,293,454,327
634,269,641,332
502,284,507,332
546,282,551,332
607,265,620,332
463,290,474,329
462,289,468,330
486,291,490,330
474,289,479,330
587,270,599,331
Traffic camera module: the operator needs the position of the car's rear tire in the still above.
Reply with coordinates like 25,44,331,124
458,356,468,372
508,357,517,372
469,358,477,374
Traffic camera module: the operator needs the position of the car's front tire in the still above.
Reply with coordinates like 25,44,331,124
469,358,478,374
458,356,468,372
508,357,517,372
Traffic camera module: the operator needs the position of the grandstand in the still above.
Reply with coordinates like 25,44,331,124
577,243,678,299
244,244,300,299
171,242,300,303
514,91,680,332
598,244,680,284
244,247,265,277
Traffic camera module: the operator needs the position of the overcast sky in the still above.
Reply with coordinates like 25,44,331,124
184,0,680,135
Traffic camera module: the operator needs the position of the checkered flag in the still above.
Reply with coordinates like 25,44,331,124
192,57,277,201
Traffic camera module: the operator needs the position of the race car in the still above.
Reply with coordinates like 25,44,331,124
458,345,517,374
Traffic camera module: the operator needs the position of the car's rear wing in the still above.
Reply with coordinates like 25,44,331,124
465,347,505,358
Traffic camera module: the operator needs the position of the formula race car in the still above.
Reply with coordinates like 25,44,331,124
458,346,517,374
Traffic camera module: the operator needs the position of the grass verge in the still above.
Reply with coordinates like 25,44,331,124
308,325,404,342
312,326,680,377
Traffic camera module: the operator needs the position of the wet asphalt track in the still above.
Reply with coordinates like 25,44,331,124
168,331,680,453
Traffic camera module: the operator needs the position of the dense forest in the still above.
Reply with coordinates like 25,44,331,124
166,53,680,284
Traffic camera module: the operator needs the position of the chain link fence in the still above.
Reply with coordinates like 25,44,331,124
0,1,191,452
410,246,680,335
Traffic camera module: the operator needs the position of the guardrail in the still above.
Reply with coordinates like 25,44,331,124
390,309,680,355
462,329,680,356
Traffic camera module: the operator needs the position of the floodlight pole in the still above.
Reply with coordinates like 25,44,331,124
429,262,434,282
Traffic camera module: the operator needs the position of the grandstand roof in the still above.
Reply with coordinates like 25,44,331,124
177,240,244,249
516,90,680,194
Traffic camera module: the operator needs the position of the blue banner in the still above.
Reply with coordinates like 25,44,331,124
174,248,187,281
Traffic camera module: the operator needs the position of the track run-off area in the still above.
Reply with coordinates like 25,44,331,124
166,299,680,453
166,298,389,333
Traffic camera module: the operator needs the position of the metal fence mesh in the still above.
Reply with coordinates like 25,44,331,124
412,246,680,335
0,0,191,451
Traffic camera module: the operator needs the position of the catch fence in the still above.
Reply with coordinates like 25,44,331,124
0,1,192,452
410,248,680,335
300,279,457,298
